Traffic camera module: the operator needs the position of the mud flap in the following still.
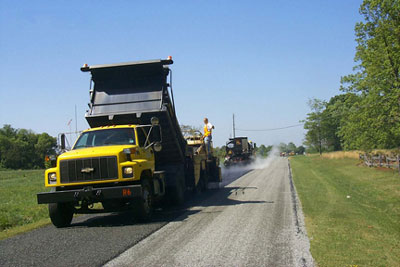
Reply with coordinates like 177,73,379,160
152,171,165,196
158,163,185,205
206,158,221,183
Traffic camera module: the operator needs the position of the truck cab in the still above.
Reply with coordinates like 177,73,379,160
45,125,158,188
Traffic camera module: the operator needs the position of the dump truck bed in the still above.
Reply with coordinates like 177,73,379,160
82,59,187,165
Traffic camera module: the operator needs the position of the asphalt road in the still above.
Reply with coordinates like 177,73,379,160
105,157,313,267
0,157,313,267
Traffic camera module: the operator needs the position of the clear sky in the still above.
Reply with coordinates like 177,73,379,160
0,0,362,147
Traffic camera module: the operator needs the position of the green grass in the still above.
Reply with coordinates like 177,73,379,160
290,156,400,267
0,169,51,240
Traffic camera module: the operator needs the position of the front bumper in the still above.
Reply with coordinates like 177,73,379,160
37,185,142,204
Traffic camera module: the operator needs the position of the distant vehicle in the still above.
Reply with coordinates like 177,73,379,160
37,58,221,227
280,151,295,157
224,137,255,167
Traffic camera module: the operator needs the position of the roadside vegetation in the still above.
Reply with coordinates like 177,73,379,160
303,0,400,154
0,125,56,169
290,155,400,267
0,169,50,240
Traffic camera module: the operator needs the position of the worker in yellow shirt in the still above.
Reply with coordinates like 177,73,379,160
202,117,214,159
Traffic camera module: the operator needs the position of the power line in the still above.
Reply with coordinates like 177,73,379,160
235,123,303,132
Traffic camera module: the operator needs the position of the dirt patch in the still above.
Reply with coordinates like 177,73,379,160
374,166,398,173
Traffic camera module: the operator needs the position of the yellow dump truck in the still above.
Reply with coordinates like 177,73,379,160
37,58,221,227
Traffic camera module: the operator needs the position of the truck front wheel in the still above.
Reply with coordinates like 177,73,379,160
48,203,74,228
132,179,153,222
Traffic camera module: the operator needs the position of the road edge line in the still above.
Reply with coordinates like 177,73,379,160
288,159,315,267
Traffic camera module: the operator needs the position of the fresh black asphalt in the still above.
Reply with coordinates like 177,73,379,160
0,171,247,267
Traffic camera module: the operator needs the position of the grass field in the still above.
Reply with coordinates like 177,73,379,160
0,169,51,240
290,156,400,267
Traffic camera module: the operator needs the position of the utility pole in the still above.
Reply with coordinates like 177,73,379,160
75,105,78,138
232,113,236,138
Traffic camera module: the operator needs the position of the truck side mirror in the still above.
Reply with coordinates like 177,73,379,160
151,117,159,126
254,143,257,149
153,142,162,152
60,134,66,150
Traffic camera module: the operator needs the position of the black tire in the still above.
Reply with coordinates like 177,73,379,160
48,203,74,228
201,174,208,192
194,174,205,194
132,179,153,222
170,177,185,205
216,166,222,181
208,160,220,182
201,165,210,191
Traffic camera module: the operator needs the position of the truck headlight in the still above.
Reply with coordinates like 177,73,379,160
122,167,134,178
48,172,57,184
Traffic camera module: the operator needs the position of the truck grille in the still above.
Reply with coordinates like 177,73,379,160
60,156,118,183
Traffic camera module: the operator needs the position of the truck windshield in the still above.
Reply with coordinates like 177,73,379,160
73,128,136,149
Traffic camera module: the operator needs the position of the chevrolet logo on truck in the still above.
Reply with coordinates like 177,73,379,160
81,167,94,173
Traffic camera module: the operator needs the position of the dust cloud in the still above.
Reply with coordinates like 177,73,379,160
219,146,279,186
249,146,280,170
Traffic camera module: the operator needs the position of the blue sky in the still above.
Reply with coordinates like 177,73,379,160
0,0,362,147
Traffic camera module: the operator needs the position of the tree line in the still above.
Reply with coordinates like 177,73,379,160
304,0,400,153
0,125,56,169
278,142,305,155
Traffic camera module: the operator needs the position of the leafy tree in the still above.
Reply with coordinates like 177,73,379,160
0,124,17,138
339,0,400,150
295,146,305,155
213,145,226,160
303,99,328,155
180,125,201,136
337,92,397,150
278,143,288,153
0,125,56,169
323,95,345,151
287,142,297,153
35,133,57,167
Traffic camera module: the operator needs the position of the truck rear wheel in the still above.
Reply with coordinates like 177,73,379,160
170,177,185,205
48,203,74,228
195,170,207,193
194,175,204,194
132,179,153,222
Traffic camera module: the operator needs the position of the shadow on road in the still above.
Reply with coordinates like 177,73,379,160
220,168,252,186
194,186,274,208
69,167,273,228
71,209,201,228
